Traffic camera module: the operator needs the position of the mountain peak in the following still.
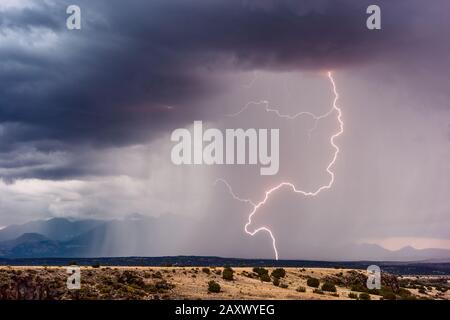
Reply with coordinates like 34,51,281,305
398,245,417,252
15,233,49,242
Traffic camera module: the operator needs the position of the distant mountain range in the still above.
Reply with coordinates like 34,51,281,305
0,217,450,262
337,243,450,263
0,218,102,242
0,215,195,258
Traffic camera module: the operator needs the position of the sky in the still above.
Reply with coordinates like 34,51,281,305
0,0,450,259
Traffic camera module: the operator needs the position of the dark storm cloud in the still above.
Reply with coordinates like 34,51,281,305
0,0,448,179
0,2,62,31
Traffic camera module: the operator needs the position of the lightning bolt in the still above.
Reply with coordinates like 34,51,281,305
216,71,343,260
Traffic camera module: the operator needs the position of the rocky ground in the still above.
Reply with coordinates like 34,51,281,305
0,266,448,300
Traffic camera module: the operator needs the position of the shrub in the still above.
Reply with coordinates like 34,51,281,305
348,292,358,299
368,288,380,295
91,263,100,268
118,271,145,286
271,268,286,279
202,267,210,275
252,267,270,281
155,280,175,291
359,293,371,300
296,286,306,293
350,284,368,292
253,267,269,277
280,283,288,289
321,282,337,292
307,277,320,288
382,292,397,300
418,288,426,294
222,267,234,281
208,281,221,293
260,273,271,282
313,289,324,295
379,287,397,300
273,278,280,286
398,288,412,299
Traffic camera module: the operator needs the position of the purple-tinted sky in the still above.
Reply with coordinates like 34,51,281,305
0,0,449,259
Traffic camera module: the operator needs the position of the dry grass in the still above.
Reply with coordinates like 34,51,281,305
0,266,448,300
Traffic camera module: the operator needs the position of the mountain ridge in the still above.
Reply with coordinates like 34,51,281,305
0,217,449,261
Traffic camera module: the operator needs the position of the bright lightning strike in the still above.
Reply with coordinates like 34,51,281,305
217,71,343,260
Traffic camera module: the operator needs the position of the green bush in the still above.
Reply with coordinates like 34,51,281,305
296,286,306,293
273,278,280,286
253,267,269,277
271,268,286,279
208,280,221,293
350,284,368,292
260,273,271,282
118,271,145,286
253,267,270,282
280,283,288,289
91,263,100,268
382,292,397,300
313,289,324,295
368,288,380,295
359,293,371,300
379,287,396,300
398,288,412,299
348,292,358,299
155,279,175,291
202,267,210,275
307,277,320,288
222,267,234,281
321,282,337,292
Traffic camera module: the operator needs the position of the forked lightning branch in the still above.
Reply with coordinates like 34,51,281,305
171,72,343,260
